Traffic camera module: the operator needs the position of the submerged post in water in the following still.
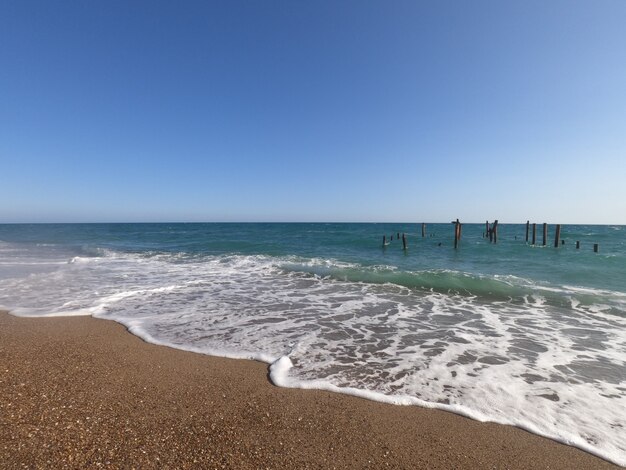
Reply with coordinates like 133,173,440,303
576,241,580,249
526,220,530,242
554,225,561,248
532,223,536,245
402,233,407,251
382,235,386,247
422,223,426,238
594,243,599,253
454,219,460,249
543,223,547,246
492,220,499,243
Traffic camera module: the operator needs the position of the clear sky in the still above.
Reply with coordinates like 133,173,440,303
1,1,625,224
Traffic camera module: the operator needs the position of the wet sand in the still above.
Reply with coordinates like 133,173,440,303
0,311,618,469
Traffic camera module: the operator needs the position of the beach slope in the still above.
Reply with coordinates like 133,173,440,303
0,311,617,469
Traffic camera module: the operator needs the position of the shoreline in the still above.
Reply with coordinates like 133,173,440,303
0,311,618,469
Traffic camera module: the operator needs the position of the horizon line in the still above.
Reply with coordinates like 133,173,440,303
1,221,624,226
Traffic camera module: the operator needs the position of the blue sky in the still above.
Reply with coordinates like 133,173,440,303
1,1,625,223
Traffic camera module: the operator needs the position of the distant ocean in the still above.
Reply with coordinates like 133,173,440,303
1,223,625,465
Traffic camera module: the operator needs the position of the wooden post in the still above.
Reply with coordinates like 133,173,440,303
542,223,547,246
454,219,460,249
382,235,386,247
554,224,561,248
525,221,529,242
532,223,536,245
576,241,580,249
397,232,400,239
486,221,489,240
421,223,426,238
492,220,498,244
594,243,599,253
402,233,407,251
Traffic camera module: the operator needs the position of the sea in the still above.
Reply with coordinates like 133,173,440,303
1,222,624,466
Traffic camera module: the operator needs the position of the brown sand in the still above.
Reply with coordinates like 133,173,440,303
0,311,618,469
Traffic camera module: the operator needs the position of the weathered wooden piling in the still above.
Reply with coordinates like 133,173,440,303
402,233,407,251
397,232,400,239
576,241,580,249
532,223,536,245
492,220,499,243
594,243,599,253
382,235,386,247
525,221,530,242
421,223,426,238
554,225,561,248
542,223,547,246
454,219,460,249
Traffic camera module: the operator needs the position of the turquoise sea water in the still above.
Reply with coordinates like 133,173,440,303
1,223,625,465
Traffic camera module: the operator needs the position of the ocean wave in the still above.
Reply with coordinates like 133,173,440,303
279,258,626,317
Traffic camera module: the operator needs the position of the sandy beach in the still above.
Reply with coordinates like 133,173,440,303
0,311,617,469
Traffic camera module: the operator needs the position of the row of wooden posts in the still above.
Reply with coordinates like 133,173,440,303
522,221,598,252
382,232,409,251
382,223,428,251
523,221,562,247
383,222,600,252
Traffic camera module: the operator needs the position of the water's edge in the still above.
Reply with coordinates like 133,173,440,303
1,223,624,467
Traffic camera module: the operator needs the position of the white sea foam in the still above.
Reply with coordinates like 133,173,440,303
9,307,94,317
1,242,625,466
